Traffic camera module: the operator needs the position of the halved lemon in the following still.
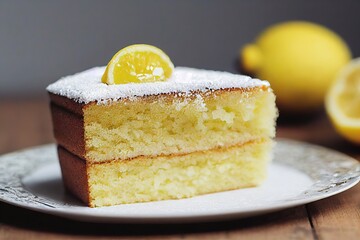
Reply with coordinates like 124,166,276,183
325,58,360,144
102,44,174,84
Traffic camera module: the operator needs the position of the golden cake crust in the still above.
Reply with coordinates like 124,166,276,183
58,146,90,205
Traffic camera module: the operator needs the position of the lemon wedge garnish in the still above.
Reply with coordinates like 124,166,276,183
326,58,360,144
102,44,174,84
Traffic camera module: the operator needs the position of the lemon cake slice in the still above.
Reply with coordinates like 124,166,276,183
47,66,277,207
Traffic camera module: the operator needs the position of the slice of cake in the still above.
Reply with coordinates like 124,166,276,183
47,45,277,207
47,66,277,207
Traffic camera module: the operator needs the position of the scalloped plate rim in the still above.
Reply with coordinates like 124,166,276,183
0,138,359,223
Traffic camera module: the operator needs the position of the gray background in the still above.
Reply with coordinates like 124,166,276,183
1,0,360,97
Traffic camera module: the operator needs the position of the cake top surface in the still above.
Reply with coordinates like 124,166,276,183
47,66,270,104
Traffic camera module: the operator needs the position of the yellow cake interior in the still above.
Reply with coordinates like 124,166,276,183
88,139,272,207
80,87,277,207
84,87,276,162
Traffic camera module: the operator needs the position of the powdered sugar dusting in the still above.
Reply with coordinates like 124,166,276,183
46,66,270,104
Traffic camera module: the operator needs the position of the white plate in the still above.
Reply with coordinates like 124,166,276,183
0,139,359,223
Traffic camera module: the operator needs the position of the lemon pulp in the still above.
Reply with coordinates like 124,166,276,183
338,68,360,118
102,44,174,85
326,58,360,144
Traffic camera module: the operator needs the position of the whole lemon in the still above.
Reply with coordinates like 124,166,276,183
241,21,351,113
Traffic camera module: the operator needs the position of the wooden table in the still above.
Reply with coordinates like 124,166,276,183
0,98,359,240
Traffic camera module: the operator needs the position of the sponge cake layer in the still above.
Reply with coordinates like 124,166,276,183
58,139,272,207
50,86,276,163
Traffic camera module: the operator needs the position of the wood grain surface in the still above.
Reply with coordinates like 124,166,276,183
0,99,359,240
